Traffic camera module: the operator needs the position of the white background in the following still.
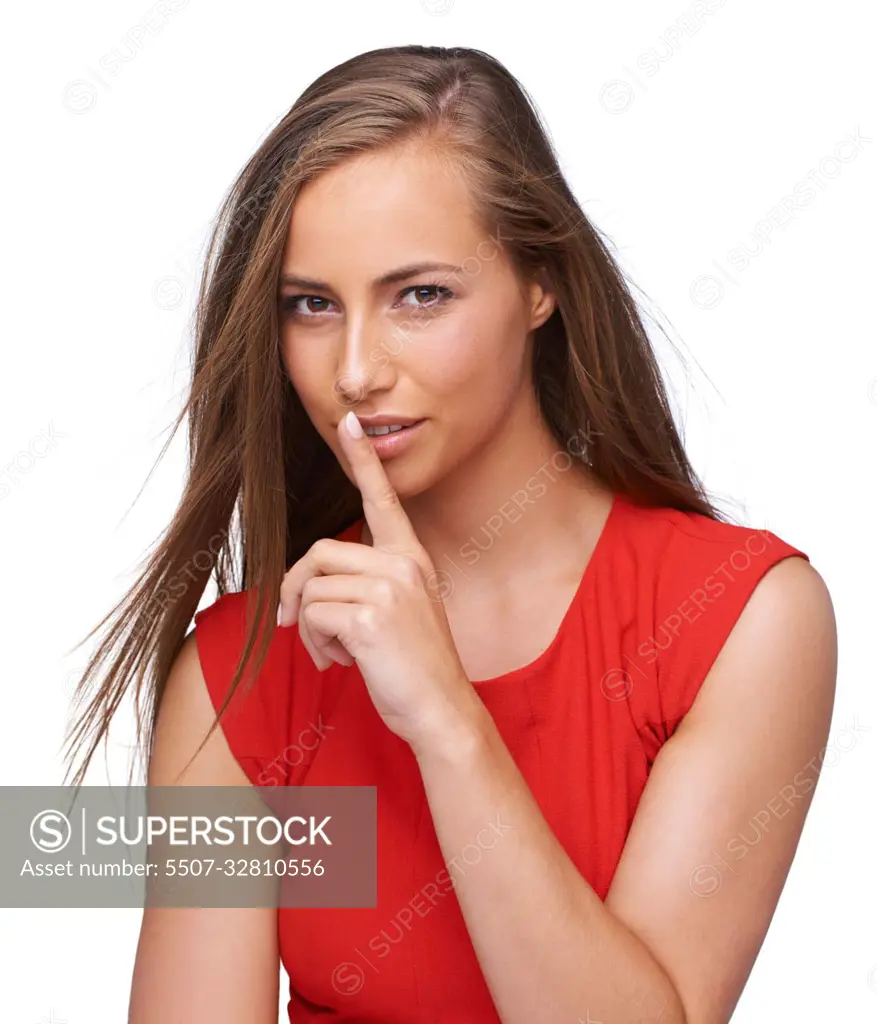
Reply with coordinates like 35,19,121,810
1,0,874,1020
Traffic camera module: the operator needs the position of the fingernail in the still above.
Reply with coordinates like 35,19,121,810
345,410,363,439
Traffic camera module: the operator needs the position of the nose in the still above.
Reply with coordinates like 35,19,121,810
333,308,398,409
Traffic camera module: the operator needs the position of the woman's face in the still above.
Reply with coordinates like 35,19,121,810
278,141,555,498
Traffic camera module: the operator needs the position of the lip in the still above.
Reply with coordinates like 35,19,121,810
354,413,422,428
361,419,426,460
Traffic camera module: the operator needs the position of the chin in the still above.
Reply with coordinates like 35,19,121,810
374,456,442,500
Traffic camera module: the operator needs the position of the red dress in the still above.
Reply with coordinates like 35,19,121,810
193,492,808,1022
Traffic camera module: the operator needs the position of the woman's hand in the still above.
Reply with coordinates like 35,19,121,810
276,411,480,752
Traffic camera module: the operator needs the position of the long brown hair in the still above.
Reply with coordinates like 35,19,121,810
63,44,723,788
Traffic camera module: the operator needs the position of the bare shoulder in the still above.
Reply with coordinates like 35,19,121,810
681,554,837,736
148,629,251,787
741,553,833,623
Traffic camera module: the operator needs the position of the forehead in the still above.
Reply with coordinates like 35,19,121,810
281,142,485,275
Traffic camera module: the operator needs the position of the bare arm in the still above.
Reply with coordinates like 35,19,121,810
128,631,281,1024
412,557,837,1023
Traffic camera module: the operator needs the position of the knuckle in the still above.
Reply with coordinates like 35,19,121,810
395,553,424,587
373,578,396,605
301,601,320,625
308,538,330,560
354,605,379,633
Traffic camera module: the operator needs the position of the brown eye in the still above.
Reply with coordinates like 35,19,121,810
280,295,335,319
399,285,454,309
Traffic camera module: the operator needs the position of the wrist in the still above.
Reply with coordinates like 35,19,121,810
410,683,494,764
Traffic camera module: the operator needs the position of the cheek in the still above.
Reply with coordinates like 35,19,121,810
280,343,345,446
415,309,526,405
282,340,331,406
281,337,311,388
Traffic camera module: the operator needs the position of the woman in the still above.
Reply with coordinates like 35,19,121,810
66,45,837,1023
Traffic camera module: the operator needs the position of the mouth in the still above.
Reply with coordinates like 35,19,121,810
362,421,419,437
360,419,426,460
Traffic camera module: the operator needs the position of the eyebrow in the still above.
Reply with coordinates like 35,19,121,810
278,261,465,292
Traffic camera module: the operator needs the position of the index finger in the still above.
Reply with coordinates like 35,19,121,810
338,411,420,554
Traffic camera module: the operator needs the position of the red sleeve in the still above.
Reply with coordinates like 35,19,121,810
193,591,295,786
633,513,809,760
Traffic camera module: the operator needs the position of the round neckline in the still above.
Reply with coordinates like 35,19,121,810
350,491,623,688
